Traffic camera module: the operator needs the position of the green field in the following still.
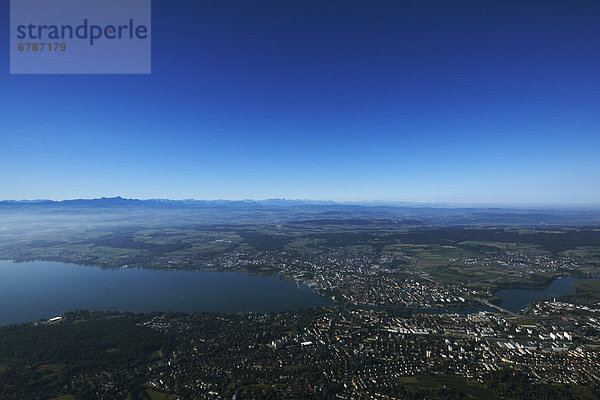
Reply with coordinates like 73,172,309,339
147,390,179,400
400,375,496,399
573,279,600,299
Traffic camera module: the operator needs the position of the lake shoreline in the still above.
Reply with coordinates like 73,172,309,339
0,260,334,326
494,276,583,312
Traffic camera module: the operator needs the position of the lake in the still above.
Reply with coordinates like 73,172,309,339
495,276,577,312
0,260,333,326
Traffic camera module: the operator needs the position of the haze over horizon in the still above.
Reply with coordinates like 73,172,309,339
2,195,600,209
1,0,599,204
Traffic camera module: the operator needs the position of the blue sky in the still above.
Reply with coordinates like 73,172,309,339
1,0,599,205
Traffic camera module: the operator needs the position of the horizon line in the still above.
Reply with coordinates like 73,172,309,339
1,196,600,210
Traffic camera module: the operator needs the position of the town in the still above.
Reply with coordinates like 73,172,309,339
1,223,599,398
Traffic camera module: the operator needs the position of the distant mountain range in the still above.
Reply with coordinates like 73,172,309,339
1,197,599,228
2,196,598,209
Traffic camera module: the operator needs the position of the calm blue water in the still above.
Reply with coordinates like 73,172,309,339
0,260,332,326
495,277,577,312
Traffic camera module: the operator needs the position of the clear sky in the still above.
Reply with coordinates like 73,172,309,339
1,0,599,205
